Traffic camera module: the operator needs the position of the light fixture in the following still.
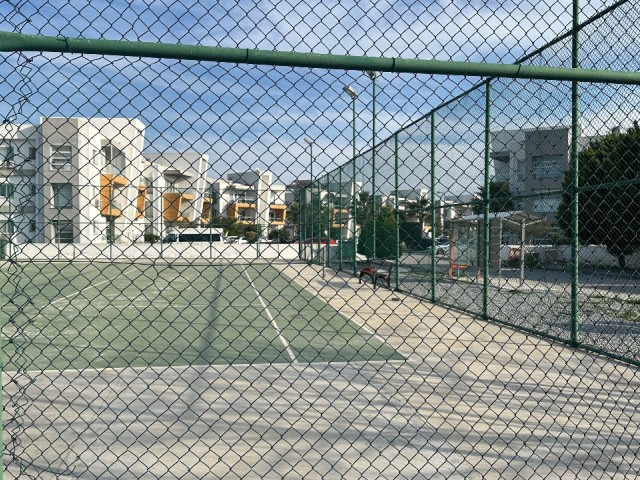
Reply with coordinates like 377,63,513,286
342,85,357,99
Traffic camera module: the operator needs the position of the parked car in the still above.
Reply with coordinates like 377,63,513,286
224,236,248,244
416,236,450,255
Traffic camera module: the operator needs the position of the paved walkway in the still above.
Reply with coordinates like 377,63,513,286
3,262,640,478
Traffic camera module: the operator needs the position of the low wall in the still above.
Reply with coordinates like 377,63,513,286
498,244,640,269
13,242,300,261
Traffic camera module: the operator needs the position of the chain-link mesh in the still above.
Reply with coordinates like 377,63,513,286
2,1,640,478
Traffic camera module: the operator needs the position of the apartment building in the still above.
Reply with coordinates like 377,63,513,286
491,126,573,225
0,117,209,245
287,180,362,240
209,169,287,236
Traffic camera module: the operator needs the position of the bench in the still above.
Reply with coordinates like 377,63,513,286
359,259,394,289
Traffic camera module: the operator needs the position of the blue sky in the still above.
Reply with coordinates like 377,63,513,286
0,0,630,194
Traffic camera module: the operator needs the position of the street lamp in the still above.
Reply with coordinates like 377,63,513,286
366,71,378,259
304,137,314,264
342,85,358,273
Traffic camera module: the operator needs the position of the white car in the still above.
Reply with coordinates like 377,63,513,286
224,236,248,244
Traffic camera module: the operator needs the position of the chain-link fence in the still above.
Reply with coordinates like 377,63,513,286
2,0,640,478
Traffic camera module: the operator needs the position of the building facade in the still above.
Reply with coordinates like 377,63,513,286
209,169,287,237
0,117,210,245
491,126,572,225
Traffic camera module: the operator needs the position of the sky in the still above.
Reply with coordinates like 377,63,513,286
0,0,635,196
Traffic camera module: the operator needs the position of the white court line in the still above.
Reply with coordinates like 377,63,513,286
50,266,139,305
242,265,298,364
5,358,409,376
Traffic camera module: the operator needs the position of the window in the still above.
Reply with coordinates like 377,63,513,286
0,220,14,235
91,186,100,208
517,161,526,181
52,183,73,209
92,149,100,165
0,183,14,198
28,146,36,161
50,145,72,169
532,154,565,180
53,220,74,243
532,193,562,213
0,144,14,167
29,220,36,233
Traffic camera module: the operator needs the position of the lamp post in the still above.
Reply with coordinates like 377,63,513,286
342,85,358,272
342,85,358,274
304,137,313,264
366,70,378,260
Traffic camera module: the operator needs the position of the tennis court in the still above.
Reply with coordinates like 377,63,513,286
3,260,640,478
1,261,402,372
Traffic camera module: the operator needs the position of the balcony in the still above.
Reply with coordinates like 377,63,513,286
163,187,198,222
100,166,129,188
332,208,350,228
166,186,197,200
100,196,126,218
269,204,287,225
491,173,510,183
136,185,147,219
200,197,212,225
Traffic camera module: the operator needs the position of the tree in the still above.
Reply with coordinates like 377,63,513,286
557,123,640,268
287,202,300,232
401,196,430,228
472,181,514,214
354,191,374,226
268,227,290,242
357,206,401,259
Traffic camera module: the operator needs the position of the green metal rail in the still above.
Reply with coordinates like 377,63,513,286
2,32,640,85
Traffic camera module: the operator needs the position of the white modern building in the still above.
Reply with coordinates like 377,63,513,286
0,117,210,246
208,169,287,236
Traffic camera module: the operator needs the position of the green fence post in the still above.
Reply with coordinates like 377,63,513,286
394,132,400,291
325,174,330,274
367,71,377,260
299,186,304,260
570,0,581,346
353,159,358,275
430,111,437,303
483,81,491,320
338,167,342,271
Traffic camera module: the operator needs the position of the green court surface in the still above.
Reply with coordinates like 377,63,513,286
0,262,402,372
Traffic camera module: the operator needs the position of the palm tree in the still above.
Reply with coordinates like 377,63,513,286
287,202,300,237
354,191,374,226
402,196,430,228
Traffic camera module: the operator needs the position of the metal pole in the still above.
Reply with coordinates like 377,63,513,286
352,95,357,275
338,167,342,271
570,0,581,346
325,174,330,278
394,133,400,291
109,181,113,261
8,32,640,86
306,139,314,265
160,184,164,259
368,71,377,260
483,81,491,319
299,186,303,260
498,217,503,279
520,219,525,285
430,112,436,303
56,185,61,259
